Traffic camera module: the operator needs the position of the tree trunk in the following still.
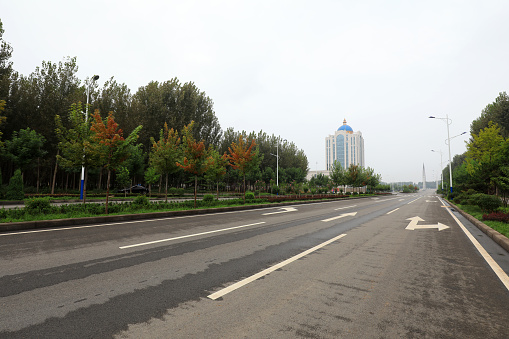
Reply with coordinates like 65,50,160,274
51,151,59,195
105,169,111,214
194,175,197,208
36,158,40,194
216,181,219,200
165,173,168,203
243,174,246,203
98,168,102,190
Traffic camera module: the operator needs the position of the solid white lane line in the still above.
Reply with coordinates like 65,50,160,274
439,197,509,291
207,233,347,300
119,222,266,249
334,205,357,210
387,208,400,214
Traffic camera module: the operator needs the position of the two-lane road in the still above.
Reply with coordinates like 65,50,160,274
1,192,508,338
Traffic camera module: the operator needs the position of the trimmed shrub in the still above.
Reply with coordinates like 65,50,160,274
245,191,255,200
133,195,150,205
6,169,24,200
470,193,502,212
482,212,509,223
25,197,52,214
203,194,214,202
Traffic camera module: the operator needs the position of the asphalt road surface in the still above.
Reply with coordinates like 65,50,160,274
1,191,508,338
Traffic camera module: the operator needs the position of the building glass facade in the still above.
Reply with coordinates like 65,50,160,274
325,119,365,171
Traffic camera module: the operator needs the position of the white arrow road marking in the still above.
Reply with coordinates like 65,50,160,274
322,212,358,222
208,233,348,300
262,207,298,215
405,216,449,231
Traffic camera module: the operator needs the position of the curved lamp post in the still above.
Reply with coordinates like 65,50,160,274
270,138,286,186
429,115,454,193
80,75,99,200
431,149,443,190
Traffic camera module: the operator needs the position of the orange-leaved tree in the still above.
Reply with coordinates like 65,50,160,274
176,122,212,207
226,134,257,202
90,110,142,214
149,122,181,202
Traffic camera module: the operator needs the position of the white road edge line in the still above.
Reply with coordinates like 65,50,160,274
439,197,509,291
387,208,399,214
119,222,266,249
207,233,347,300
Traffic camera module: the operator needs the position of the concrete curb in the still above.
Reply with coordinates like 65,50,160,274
447,200,509,253
0,196,379,233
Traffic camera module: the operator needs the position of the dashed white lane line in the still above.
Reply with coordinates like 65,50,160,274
407,197,421,204
387,208,400,214
207,233,348,300
321,212,358,222
334,205,357,210
439,197,509,291
119,222,266,249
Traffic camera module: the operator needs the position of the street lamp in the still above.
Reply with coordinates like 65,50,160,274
431,149,444,190
429,115,454,193
445,131,467,145
270,138,286,186
80,75,99,200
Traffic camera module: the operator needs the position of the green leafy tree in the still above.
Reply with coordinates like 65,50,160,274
204,148,228,199
144,166,160,198
55,102,97,202
329,161,346,192
470,92,509,138
149,123,181,202
90,110,142,214
0,19,13,101
176,122,212,207
6,169,23,200
4,128,47,192
466,122,504,193
116,165,130,197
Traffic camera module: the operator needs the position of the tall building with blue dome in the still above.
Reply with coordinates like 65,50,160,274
325,119,365,171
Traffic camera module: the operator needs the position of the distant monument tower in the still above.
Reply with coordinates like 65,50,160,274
422,163,427,190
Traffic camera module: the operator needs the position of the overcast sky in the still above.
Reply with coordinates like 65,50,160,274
3,0,509,183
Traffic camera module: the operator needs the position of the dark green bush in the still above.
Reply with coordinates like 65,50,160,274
6,169,24,200
245,192,255,200
470,193,502,212
25,197,52,214
133,195,150,205
203,194,214,202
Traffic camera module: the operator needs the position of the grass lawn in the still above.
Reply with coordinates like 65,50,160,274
455,203,509,238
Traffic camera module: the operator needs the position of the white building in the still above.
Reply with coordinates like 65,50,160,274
325,119,365,171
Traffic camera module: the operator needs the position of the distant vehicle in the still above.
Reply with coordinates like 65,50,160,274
117,185,149,194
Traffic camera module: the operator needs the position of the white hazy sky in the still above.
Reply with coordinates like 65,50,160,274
3,0,509,183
